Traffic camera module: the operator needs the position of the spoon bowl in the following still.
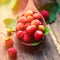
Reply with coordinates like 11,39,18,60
17,0,46,46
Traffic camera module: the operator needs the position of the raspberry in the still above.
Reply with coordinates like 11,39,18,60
23,33,31,43
26,25,37,35
5,37,13,48
38,25,45,31
24,10,33,17
33,13,41,19
17,16,27,24
31,19,42,26
16,23,24,31
34,30,44,41
16,31,24,40
41,10,50,20
27,16,34,23
8,48,17,58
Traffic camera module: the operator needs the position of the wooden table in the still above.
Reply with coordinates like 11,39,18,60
0,4,60,60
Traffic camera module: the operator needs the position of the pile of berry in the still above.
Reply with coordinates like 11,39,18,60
16,10,46,44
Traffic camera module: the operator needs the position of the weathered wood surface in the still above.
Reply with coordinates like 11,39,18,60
0,4,60,60
50,14,60,44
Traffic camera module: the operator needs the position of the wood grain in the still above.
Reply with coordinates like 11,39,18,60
50,14,60,44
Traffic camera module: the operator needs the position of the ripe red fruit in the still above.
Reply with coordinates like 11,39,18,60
31,19,42,26
34,30,44,41
24,23,31,28
23,33,31,43
24,10,33,17
33,13,41,19
17,16,27,24
16,23,24,31
41,10,50,20
16,31,24,40
5,37,13,48
27,16,34,23
8,48,17,58
26,25,37,35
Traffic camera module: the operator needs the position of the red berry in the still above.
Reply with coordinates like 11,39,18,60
8,48,17,58
5,37,13,48
24,10,33,17
24,23,31,28
22,30,26,35
34,30,44,41
33,13,41,19
23,33,31,43
26,25,37,35
31,19,42,26
17,16,27,24
27,16,34,23
16,23,24,31
41,10,50,20
16,31,24,40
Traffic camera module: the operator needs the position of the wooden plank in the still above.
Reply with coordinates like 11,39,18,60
0,32,60,60
50,14,60,44
48,14,60,54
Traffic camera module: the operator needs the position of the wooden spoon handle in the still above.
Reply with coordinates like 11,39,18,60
24,0,39,12
20,0,39,15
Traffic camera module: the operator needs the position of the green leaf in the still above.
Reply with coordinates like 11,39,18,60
3,18,17,30
49,4,57,23
44,27,50,35
10,0,17,9
32,42,41,46
0,0,10,6
58,8,60,14
58,2,60,14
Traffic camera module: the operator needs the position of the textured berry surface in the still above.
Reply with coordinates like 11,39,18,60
33,13,41,19
23,33,31,43
5,37,13,48
17,16,27,24
38,25,45,31
16,23,24,31
41,10,50,20
16,31,24,40
34,30,44,41
24,10,33,17
31,19,42,26
27,16,34,23
8,48,17,58
26,25,37,35
24,23,31,28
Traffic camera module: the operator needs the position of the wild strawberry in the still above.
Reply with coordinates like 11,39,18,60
8,48,17,58
34,30,44,41
38,25,45,31
33,12,41,19
17,16,27,24
41,10,50,20
23,33,31,43
31,19,42,26
24,23,31,28
26,25,37,35
16,31,24,40
24,10,33,17
27,16,34,23
5,37,13,48
16,23,24,31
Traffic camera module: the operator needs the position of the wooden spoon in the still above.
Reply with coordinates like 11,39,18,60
19,0,46,46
